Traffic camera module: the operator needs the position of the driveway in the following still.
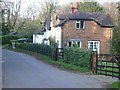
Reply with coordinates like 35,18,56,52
2,49,118,88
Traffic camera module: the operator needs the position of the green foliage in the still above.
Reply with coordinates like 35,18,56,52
2,23,9,35
78,1,104,12
112,26,120,54
2,35,18,45
72,43,78,47
16,43,91,72
49,36,56,45
16,43,53,57
17,19,43,37
0,36,2,44
63,47,91,69
112,81,120,89
117,1,120,11
12,48,89,73
2,44,11,49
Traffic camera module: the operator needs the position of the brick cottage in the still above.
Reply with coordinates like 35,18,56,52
33,3,114,54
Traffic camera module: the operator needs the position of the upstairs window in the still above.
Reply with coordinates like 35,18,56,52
76,20,85,29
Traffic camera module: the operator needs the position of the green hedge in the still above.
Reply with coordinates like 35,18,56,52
2,35,18,45
63,47,92,69
16,43,53,57
16,43,92,70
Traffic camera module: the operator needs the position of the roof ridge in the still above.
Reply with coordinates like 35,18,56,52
57,11,114,27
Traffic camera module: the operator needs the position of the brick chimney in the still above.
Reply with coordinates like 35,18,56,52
70,2,78,13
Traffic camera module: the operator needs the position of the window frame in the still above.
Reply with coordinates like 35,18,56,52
88,41,100,54
75,20,85,30
67,40,82,48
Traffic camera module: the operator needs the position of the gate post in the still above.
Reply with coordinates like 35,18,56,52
92,51,98,74
53,43,58,61
119,66,120,81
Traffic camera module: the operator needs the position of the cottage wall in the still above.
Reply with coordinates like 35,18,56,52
62,20,112,54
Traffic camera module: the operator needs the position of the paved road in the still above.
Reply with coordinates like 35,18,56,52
2,49,118,88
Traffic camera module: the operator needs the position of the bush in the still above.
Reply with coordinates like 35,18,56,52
16,43,53,57
112,81,120,89
16,43,92,70
2,35,19,45
3,44,11,49
63,47,92,69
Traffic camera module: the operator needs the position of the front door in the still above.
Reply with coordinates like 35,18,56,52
88,41,100,54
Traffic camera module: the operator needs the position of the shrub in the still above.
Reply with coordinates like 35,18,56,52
63,47,92,69
2,35,18,45
16,43,53,57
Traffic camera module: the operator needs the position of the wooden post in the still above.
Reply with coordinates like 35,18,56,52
53,43,57,61
92,51,97,74
118,66,120,81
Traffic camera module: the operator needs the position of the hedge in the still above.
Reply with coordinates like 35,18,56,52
63,47,92,69
15,43,92,70
16,43,53,57
2,35,18,45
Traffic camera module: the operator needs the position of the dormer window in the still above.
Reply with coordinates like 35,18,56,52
75,20,85,29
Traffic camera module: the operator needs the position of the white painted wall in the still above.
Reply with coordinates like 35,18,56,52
33,19,62,48
33,34,44,44
55,27,61,48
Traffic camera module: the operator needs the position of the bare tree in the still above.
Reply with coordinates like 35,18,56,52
102,2,118,25
39,0,58,22
2,0,21,32
25,4,39,20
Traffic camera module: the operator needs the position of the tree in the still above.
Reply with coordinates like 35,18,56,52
102,2,118,25
39,0,58,22
2,0,21,32
117,1,120,10
24,4,39,20
2,12,9,35
112,1,120,54
78,0,104,12
17,19,43,38
0,1,10,35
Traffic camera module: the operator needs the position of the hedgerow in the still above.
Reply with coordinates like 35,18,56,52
63,47,91,69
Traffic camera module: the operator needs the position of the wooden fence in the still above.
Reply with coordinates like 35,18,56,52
92,51,120,80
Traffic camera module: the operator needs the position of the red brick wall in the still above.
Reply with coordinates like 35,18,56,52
62,20,112,54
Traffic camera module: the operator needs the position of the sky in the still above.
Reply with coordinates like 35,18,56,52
9,0,120,17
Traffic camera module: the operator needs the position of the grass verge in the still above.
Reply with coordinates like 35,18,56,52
7,47,91,74
112,81,120,89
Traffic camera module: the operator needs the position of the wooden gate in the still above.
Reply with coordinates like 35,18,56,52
92,51,120,80
56,48,64,60
53,47,63,61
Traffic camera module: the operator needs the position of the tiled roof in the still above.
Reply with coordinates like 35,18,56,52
57,12,114,27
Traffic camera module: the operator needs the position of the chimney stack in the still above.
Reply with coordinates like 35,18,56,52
70,2,78,13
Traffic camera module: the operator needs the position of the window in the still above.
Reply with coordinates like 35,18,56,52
76,20,85,29
67,39,81,48
68,42,72,47
88,41,100,54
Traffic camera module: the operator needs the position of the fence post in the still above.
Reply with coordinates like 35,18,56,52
53,43,57,61
119,66,120,81
92,51,98,74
